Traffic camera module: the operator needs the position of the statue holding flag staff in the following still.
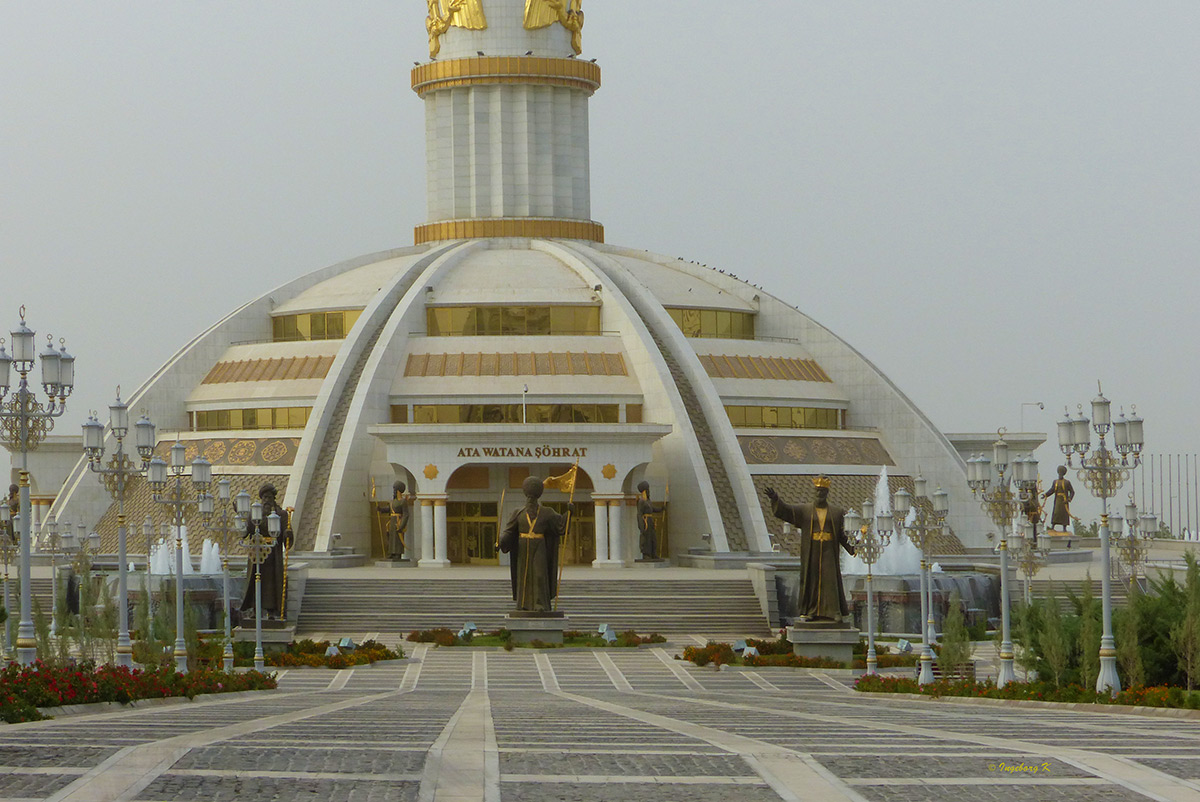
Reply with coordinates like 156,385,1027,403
500,471,574,613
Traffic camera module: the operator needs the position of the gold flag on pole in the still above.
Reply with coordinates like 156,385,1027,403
543,465,578,495
548,461,580,611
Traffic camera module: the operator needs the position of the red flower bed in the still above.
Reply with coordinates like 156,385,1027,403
0,661,277,724
854,674,1200,709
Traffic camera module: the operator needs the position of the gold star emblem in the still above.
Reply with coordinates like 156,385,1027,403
601,463,617,480
423,464,439,480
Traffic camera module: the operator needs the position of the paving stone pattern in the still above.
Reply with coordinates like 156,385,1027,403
1,650,1197,800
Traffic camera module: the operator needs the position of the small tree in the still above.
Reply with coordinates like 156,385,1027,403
1075,575,1101,689
1039,594,1071,688
1118,606,1146,688
1171,553,1200,690
939,589,972,674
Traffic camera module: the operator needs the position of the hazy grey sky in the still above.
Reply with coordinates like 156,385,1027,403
2,3,1196,520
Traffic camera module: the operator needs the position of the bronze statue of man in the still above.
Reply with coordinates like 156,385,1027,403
240,483,294,620
499,477,569,613
1042,465,1075,532
765,476,856,622
387,481,412,559
4,485,16,544
636,480,664,560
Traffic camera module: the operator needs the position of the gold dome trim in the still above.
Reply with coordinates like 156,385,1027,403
412,56,601,98
415,218,604,244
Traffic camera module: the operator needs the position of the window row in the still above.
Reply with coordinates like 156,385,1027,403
272,310,363,343
426,305,602,337
725,405,842,430
392,403,631,425
666,307,756,340
190,407,312,432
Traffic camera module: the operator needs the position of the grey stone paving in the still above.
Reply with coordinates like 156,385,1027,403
1,650,1198,800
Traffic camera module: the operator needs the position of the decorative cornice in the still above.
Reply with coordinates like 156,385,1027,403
412,56,601,98
415,218,604,244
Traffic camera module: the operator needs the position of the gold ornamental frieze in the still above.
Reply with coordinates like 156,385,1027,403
152,437,300,467
426,0,488,59
739,435,894,467
524,0,585,55
415,218,604,244
411,56,601,98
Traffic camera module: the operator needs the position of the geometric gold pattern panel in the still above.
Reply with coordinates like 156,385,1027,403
405,352,627,378
153,438,300,467
699,353,831,383
202,355,335,385
739,435,894,467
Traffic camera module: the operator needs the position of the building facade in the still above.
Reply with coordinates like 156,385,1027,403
48,0,994,564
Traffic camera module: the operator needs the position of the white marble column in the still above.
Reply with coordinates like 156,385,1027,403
433,497,450,567
418,498,440,567
608,499,627,566
592,500,609,566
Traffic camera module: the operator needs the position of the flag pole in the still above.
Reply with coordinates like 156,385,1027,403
554,459,580,611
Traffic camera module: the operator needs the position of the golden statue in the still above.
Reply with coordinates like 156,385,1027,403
426,0,488,59
524,0,584,55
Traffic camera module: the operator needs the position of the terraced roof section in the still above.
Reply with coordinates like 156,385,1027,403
202,355,336,384
699,354,831,382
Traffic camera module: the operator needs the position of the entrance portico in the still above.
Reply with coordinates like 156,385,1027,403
368,423,671,567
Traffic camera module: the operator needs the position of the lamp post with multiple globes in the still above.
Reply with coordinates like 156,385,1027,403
243,499,280,671
1058,385,1144,695
81,392,156,668
967,433,1039,687
0,307,75,665
844,499,894,675
891,478,949,685
147,442,213,673
202,481,251,672
1113,496,1156,595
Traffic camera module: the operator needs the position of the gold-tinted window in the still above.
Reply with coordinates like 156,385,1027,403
665,307,755,340
193,406,312,432
625,404,643,423
426,305,602,336
725,405,842,430
410,403,621,424
272,310,363,343
390,405,409,424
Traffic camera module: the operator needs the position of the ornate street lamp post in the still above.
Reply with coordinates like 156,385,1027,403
845,499,894,675
0,307,75,665
967,433,1039,687
40,516,64,638
1059,385,1144,694
244,499,279,672
1113,496,1155,595
0,507,14,659
1012,518,1052,606
147,441,212,673
202,481,250,672
81,392,156,668
892,478,949,685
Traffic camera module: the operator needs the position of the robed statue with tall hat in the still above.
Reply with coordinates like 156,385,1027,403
765,476,856,622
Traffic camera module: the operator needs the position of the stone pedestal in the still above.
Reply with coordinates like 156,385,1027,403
233,624,295,654
633,559,671,569
787,622,859,665
505,612,568,645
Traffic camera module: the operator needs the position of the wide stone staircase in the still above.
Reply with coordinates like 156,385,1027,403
296,576,772,638
1026,577,1130,613
639,325,748,551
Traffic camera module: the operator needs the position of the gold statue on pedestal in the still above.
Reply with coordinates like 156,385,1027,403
426,0,488,59
524,0,585,55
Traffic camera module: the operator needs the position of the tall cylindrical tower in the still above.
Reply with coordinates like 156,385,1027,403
413,0,602,244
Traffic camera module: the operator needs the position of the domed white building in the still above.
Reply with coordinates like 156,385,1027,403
52,0,992,567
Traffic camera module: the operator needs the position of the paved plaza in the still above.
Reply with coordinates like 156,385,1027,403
2,646,1200,801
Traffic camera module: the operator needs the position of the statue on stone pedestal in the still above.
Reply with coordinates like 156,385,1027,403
636,481,664,560
240,484,294,620
499,477,569,613
765,475,856,622
387,481,412,559
1042,466,1075,532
